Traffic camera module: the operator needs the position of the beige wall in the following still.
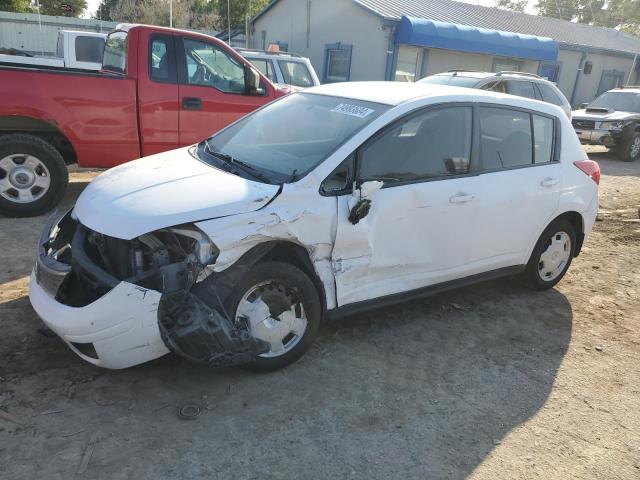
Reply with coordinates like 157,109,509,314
251,0,390,81
556,48,638,106
421,48,539,78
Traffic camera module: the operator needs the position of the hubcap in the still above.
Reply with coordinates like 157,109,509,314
235,280,307,358
538,231,571,281
631,137,640,158
0,154,51,204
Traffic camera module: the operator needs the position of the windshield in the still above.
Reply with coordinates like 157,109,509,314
419,75,481,88
278,60,314,87
201,93,388,183
589,91,640,112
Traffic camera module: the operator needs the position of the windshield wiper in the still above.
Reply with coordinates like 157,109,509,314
203,141,272,184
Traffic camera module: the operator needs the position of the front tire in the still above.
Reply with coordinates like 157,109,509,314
0,134,68,217
225,261,322,371
523,219,576,290
621,133,640,162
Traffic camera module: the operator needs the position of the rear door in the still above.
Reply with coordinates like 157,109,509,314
137,31,180,156
177,36,276,146
469,105,561,269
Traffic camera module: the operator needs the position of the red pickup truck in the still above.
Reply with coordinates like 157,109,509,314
0,24,287,217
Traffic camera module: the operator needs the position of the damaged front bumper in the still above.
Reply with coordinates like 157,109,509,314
29,210,268,369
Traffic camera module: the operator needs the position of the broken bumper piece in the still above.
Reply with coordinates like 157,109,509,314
29,270,169,369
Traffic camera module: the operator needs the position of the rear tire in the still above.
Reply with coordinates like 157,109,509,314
225,261,322,372
0,134,68,217
523,218,576,290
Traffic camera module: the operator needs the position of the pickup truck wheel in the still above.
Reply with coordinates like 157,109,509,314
226,261,322,372
0,134,68,217
621,133,640,162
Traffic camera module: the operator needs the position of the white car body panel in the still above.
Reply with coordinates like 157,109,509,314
73,148,280,240
29,82,599,369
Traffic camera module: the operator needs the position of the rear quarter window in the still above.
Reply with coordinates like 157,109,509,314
537,83,564,106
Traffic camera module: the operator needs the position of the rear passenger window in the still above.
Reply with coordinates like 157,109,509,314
359,106,472,183
533,115,554,163
506,80,536,99
480,108,532,169
149,35,176,83
480,107,555,170
537,83,564,106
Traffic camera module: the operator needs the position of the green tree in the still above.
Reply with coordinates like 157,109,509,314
495,0,528,13
0,0,31,13
536,0,581,21
219,0,270,29
39,0,88,17
93,0,119,20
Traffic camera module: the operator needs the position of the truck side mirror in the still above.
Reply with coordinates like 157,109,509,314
245,65,264,96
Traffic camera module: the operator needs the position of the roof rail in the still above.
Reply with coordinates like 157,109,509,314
447,69,479,72
617,85,640,89
495,71,542,78
235,48,302,58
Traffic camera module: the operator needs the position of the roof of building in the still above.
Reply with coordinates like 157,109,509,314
253,0,640,55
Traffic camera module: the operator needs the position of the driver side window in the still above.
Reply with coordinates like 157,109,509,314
182,37,246,94
358,106,473,184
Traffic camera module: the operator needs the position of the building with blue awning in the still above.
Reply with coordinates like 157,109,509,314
250,0,640,106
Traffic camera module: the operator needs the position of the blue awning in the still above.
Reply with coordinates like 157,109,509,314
395,16,558,61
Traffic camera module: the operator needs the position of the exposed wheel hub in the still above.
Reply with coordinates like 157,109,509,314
236,281,307,358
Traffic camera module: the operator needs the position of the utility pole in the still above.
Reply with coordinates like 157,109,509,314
170,0,173,28
228,0,231,45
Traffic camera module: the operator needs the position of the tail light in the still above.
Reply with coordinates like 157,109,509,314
574,160,600,185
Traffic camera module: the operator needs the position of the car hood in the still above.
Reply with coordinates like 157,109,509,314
73,147,280,240
572,108,638,121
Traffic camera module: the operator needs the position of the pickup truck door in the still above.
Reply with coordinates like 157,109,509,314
177,36,276,146
137,31,180,156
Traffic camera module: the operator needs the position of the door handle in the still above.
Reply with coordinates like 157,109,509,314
182,97,202,110
540,177,559,187
449,193,475,204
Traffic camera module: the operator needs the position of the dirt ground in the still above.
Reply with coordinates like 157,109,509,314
0,148,639,480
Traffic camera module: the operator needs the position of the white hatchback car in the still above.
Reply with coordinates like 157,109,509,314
30,82,600,371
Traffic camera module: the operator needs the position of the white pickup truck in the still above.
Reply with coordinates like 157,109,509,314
0,30,106,71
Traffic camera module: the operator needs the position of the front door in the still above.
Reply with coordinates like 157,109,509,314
329,105,479,306
177,36,275,146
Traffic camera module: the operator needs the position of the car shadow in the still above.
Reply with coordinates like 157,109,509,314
586,150,640,177
1,276,573,479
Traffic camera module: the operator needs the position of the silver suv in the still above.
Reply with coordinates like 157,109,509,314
419,71,571,118
237,48,320,90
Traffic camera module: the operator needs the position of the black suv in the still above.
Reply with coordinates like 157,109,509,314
572,87,640,162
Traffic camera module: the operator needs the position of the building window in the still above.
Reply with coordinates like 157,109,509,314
597,70,626,96
394,46,422,82
323,43,352,83
492,58,523,73
538,62,561,82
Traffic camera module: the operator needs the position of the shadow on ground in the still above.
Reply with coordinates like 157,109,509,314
1,277,572,480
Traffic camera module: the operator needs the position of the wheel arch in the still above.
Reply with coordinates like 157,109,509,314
550,211,585,256
0,116,77,165
214,240,329,320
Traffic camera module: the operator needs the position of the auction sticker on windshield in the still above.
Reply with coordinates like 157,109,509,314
331,103,375,118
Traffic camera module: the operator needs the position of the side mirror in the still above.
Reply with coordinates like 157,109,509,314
578,102,589,109
348,180,383,225
245,65,264,96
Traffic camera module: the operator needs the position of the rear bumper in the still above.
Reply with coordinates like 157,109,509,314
29,270,169,369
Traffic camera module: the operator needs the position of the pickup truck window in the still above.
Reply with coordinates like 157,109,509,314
103,31,127,74
182,38,246,94
149,35,176,83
